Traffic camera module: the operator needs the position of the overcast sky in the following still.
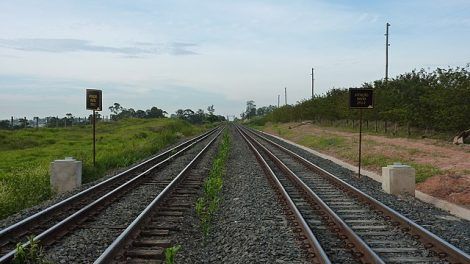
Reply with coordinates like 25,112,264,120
1,0,469,119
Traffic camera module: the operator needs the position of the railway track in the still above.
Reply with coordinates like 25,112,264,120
0,126,221,263
94,128,220,263
237,125,470,264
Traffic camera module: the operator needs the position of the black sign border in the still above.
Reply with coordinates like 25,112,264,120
86,89,103,111
349,88,374,109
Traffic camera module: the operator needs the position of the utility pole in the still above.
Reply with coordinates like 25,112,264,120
311,68,315,99
385,22,390,82
277,94,280,108
284,87,287,105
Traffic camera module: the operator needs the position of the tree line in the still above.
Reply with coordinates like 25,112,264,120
246,65,470,133
173,105,226,124
1,103,225,130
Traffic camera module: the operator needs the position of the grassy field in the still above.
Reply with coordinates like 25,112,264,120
0,118,206,219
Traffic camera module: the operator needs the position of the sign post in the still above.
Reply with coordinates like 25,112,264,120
349,88,373,178
86,89,102,166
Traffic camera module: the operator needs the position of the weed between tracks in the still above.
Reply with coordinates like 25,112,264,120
195,130,231,236
164,244,181,264
13,236,51,264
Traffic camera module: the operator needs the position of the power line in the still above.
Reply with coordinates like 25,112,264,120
284,87,287,105
385,22,390,82
311,68,315,99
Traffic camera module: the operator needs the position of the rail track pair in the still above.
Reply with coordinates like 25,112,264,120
0,126,223,263
237,125,469,264
1,124,469,263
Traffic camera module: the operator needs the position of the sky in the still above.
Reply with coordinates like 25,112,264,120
0,0,469,120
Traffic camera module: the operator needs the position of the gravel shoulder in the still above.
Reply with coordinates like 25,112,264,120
175,125,309,263
258,127,470,254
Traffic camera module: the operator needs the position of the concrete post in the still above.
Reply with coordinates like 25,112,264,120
382,163,415,196
50,157,82,193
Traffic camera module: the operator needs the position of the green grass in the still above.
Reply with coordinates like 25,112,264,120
164,244,181,264
13,236,51,264
299,135,347,151
0,118,206,219
361,154,441,183
410,162,442,183
195,129,231,236
261,123,444,184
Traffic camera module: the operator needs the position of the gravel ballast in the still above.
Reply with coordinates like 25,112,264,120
175,125,310,263
255,127,470,254
43,133,218,263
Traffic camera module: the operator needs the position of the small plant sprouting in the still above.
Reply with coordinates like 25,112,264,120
164,244,181,264
13,236,51,264
195,130,230,237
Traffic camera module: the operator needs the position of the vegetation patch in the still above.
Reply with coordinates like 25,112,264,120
13,236,51,264
260,123,447,184
299,135,347,151
164,244,181,264
195,130,231,236
0,118,206,219
245,65,470,137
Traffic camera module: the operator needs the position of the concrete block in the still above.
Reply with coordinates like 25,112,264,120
50,157,82,193
382,163,415,196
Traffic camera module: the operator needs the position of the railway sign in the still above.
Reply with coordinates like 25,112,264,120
349,88,373,109
349,88,374,178
86,89,102,167
86,89,102,111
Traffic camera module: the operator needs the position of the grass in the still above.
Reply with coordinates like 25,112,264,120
259,122,446,184
195,129,231,236
164,245,181,264
0,118,206,219
299,135,347,151
361,154,442,183
13,236,51,264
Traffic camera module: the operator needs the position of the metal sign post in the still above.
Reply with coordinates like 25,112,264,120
349,88,374,178
86,89,102,167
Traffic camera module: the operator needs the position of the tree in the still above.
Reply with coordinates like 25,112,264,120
109,103,123,120
0,120,10,129
245,100,256,119
146,107,166,118
207,105,215,115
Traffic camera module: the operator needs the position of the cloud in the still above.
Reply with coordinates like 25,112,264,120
170,42,198,55
0,38,198,56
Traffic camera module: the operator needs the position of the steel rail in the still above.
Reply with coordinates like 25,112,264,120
248,126,470,264
94,127,224,263
0,127,221,263
239,125,383,264
0,126,217,249
237,126,331,264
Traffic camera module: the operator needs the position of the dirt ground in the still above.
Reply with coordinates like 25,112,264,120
262,122,470,207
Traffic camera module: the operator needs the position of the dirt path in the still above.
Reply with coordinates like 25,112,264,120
262,122,470,207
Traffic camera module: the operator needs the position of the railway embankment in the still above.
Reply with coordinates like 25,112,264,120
259,122,470,208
